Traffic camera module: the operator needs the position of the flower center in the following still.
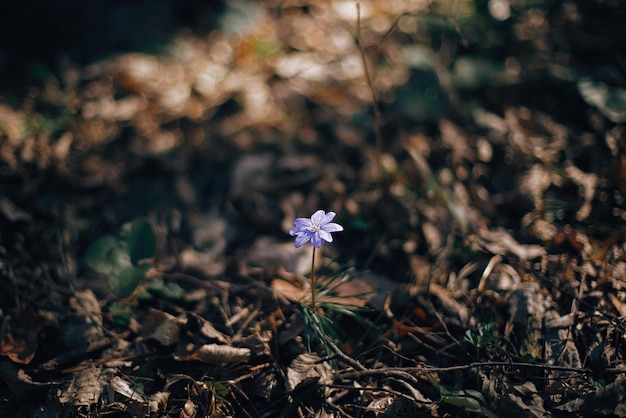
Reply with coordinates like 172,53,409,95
308,224,320,232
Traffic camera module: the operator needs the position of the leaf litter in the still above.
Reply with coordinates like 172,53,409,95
1,0,626,417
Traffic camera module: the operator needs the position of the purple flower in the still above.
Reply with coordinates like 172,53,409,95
289,210,344,248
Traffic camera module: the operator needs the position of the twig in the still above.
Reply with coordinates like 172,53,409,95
477,254,502,293
331,361,593,383
324,382,429,405
321,335,366,371
375,12,410,47
356,3,382,160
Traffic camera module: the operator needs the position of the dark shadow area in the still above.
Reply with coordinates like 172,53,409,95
0,0,224,92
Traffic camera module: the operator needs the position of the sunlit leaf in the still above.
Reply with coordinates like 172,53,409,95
286,352,328,392
58,366,108,407
110,376,145,402
188,344,251,364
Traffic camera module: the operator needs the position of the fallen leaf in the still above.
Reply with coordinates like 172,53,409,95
1,307,55,364
473,228,546,260
148,391,170,414
0,196,31,223
185,343,250,364
58,365,109,406
140,309,184,346
109,375,146,402
185,312,229,344
609,294,626,317
555,374,626,415
180,399,197,418
286,352,330,392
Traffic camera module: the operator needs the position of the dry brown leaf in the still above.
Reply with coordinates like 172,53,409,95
186,312,229,344
473,227,546,260
180,399,197,418
519,164,554,211
286,352,330,392
271,276,374,307
506,282,551,358
367,395,428,417
58,365,109,406
555,374,626,415
482,372,548,418
331,276,376,306
565,163,598,222
1,307,55,364
109,375,146,403
429,284,469,325
186,343,250,364
609,294,626,317
140,309,184,346
148,391,170,414
271,278,307,302
0,196,31,223
67,289,104,346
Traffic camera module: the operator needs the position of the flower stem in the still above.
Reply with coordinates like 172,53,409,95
310,247,317,310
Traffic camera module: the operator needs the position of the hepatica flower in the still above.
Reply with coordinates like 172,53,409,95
290,210,343,248
289,210,343,310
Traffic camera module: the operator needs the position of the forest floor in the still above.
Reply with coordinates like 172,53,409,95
1,1,626,417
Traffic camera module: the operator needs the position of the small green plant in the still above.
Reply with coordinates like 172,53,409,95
438,386,499,418
299,268,374,357
289,210,361,354
84,217,157,298
464,322,500,351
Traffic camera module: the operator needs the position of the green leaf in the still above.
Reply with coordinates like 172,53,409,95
107,302,134,327
464,329,478,347
84,218,156,297
108,265,150,298
84,236,130,275
441,389,499,418
212,382,230,398
146,280,187,300
121,218,157,264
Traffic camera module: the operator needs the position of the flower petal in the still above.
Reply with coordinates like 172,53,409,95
294,217,312,229
318,229,333,243
319,211,336,225
321,222,343,233
294,232,312,248
290,210,343,248
310,210,327,225
311,232,323,248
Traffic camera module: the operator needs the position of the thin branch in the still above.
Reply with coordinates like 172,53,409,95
331,361,593,382
375,12,410,47
321,335,366,371
356,3,382,160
